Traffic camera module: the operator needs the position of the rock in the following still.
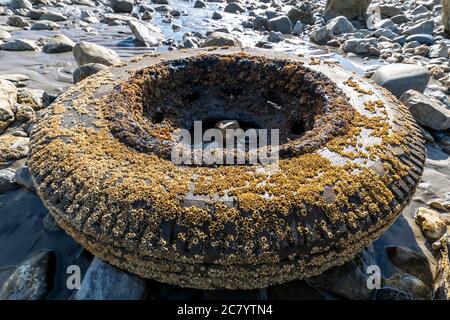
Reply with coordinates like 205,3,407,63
224,2,244,14
0,79,17,134
0,168,18,193
194,0,206,8
73,41,121,67
42,34,75,53
0,39,39,51
9,0,32,10
341,38,379,56
391,14,410,25
386,246,434,284
414,45,430,57
43,213,61,233
211,11,222,20
17,89,45,110
400,90,450,131
385,273,431,299
309,27,333,45
371,64,430,98
15,166,35,192
0,30,11,41
292,21,303,35
8,15,30,28
267,15,292,34
405,34,434,45
201,32,241,47
31,20,60,30
151,0,168,4
15,105,35,122
324,0,371,21
287,2,314,25
429,43,448,59
253,16,268,30
268,31,283,43
39,12,67,22
73,63,108,84
374,5,402,18
403,20,434,35
0,135,29,164
415,207,448,241
327,16,355,35
0,251,52,300
372,28,398,39
141,10,153,20
375,287,415,300
444,0,450,35
74,257,146,300
110,0,134,13
128,20,163,47
27,9,46,20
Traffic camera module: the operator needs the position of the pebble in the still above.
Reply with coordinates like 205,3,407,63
415,207,448,241
201,32,241,47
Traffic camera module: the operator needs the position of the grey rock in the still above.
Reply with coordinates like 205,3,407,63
128,20,163,47
386,246,434,284
73,41,121,66
374,5,402,18
152,0,169,4
400,90,450,131
211,11,222,20
403,20,434,35
7,15,30,28
267,15,292,34
0,251,52,300
292,21,303,35
74,257,146,300
342,38,379,56
43,34,75,53
27,9,47,20
327,16,355,35
375,287,414,300
0,39,39,51
0,169,18,193
9,0,32,10
287,2,314,25
0,30,11,41
405,34,435,45
373,28,398,39
110,0,134,13
309,26,333,45
15,166,35,192
39,12,67,22
194,0,206,8
0,79,17,133
384,273,430,299
224,2,245,14
324,0,371,21
31,20,60,30
391,14,410,25
253,15,268,30
429,43,448,58
73,63,108,83
371,64,430,98
268,31,283,43
201,32,241,47
141,10,153,20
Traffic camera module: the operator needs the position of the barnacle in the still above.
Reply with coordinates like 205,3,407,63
28,49,426,290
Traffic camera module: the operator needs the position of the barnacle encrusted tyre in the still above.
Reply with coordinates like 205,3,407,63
29,48,426,290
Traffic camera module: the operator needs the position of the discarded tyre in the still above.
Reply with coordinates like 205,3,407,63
29,48,426,289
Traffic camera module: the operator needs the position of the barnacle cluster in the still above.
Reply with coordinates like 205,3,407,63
28,50,426,289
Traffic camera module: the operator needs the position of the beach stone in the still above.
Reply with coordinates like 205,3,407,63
414,45,430,56
15,166,35,192
201,32,241,47
0,30,11,41
372,28,398,39
15,105,35,122
27,9,46,20
73,63,108,84
372,64,430,98
268,31,283,43
39,12,67,21
17,89,45,110
429,43,448,58
42,34,75,53
444,0,450,35
194,0,206,8
73,41,121,66
110,0,134,13
386,246,434,284
374,5,402,18
152,0,168,4
292,21,303,35
267,15,292,34
0,168,18,193
212,11,222,20
327,16,355,35
128,20,163,47
9,0,32,10
287,2,314,25
415,207,448,241
405,34,434,45
375,287,415,300
0,39,39,51
0,79,17,133
224,2,244,14
324,0,371,21
385,273,430,299
74,257,146,300
391,14,410,25
31,20,60,30
403,20,434,35
309,26,333,45
7,15,30,28
0,251,52,300
341,38,379,56
400,90,450,131
0,135,29,164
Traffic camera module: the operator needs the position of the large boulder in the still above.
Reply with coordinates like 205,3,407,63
400,90,450,131
73,41,121,66
371,64,430,98
201,32,242,47
444,0,450,35
74,257,146,300
324,0,371,21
